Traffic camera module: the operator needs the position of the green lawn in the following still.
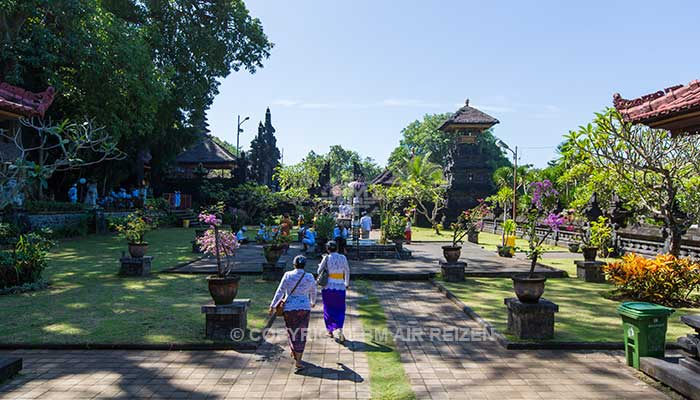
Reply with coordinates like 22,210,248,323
442,277,698,343
355,281,415,400
0,228,277,344
411,227,565,252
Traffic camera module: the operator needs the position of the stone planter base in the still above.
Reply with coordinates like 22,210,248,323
504,297,559,340
119,256,152,277
201,299,250,341
262,262,286,281
0,357,22,382
575,261,607,283
440,261,466,282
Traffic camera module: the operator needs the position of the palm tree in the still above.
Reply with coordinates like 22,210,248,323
394,152,447,234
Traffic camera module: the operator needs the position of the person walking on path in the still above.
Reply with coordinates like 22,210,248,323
404,219,412,244
317,241,350,342
269,255,317,372
360,212,372,239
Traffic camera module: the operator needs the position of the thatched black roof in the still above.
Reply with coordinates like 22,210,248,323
370,169,396,186
439,99,499,131
175,135,236,166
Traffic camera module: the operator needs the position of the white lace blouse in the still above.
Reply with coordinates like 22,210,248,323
317,252,350,291
270,269,317,311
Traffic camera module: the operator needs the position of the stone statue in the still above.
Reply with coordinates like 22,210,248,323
582,192,603,222
7,179,23,208
319,162,331,190
68,184,78,203
84,183,98,208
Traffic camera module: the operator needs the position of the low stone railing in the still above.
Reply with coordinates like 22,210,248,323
482,218,700,260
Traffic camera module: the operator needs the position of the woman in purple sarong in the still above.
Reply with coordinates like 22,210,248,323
270,255,317,372
317,241,350,342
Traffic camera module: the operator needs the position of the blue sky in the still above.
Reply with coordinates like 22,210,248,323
207,0,699,168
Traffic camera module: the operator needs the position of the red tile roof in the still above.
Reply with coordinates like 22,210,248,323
0,82,56,119
613,80,700,124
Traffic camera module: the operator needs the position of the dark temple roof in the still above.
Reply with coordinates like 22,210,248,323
370,169,396,186
438,99,499,131
175,135,237,166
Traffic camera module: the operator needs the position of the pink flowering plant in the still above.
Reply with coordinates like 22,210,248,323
450,201,489,247
524,180,562,275
197,203,238,277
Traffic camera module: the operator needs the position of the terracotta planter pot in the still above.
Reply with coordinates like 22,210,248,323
512,274,547,303
467,231,479,244
442,245,462,263
582,246,598,262
263,244,285,264
128,243,148,258
568,243,580,253
207,275,241,305
497,245,514,258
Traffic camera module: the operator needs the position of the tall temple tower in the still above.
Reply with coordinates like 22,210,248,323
439,99,500,223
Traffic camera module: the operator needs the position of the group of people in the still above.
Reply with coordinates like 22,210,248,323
269,241,350,372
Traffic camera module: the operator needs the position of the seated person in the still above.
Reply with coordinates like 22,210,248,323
256,223,270,243
302,227,317,253
236,227,249,244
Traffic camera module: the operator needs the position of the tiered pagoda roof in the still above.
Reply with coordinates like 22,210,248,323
438,99,499,132
175,135,237,168
613,79,700,136
370,169,396,187
0,82,55,120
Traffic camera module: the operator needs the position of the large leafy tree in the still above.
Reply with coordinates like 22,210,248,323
301,145,381,185
0,0,272,193
562,108,700,256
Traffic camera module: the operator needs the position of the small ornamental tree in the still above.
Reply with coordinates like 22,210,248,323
393,153,447,234
197,203,239,277
524,180,563,274
563,108,700,256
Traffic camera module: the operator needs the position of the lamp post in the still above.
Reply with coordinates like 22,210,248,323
236,115,250,155
497,140,518,222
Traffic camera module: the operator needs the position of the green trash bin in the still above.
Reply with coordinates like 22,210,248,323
617,301,674,369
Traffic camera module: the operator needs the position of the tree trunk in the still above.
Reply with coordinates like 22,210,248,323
666,225,684,257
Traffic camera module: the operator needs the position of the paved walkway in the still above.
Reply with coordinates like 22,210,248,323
170,238,566,279
0,290,370,399
374,281,668,400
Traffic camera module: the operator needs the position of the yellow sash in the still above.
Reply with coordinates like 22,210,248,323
329,273,344,280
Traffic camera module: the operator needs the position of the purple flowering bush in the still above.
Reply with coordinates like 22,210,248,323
524,180,562,274
197,203,238,277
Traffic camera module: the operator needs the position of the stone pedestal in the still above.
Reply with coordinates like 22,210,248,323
575,261,607,283
201,299,250,341
504,297,559,340
262,262,286,281
677,315,700,361
191,240,203,254
0,357,22,382
119,256,152,277
440,261,466,282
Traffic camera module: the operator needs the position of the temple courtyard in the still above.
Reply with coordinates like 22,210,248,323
0,229,689,399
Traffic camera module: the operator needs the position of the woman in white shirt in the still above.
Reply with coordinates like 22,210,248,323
317,241,351,342
269,255,317,371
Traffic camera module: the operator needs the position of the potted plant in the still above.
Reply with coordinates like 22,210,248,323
382,212,406,251
314,213,335,242
568,242,580,253
497,219,517,258
262,225,291,264
581,216,613,262
512,180,563,303
197,205,240,305
116,211,155,258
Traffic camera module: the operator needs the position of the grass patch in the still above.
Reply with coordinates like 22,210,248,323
411,227,566,252
442,277,698,343
0,228,277,344
355,281,414,400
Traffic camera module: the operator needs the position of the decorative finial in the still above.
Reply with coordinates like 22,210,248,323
465,98,470,106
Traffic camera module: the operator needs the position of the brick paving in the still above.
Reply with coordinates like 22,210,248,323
0,289,370,399
374,281,669,400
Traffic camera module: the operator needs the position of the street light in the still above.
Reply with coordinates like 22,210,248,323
497,140,518,222
236,115,250,155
